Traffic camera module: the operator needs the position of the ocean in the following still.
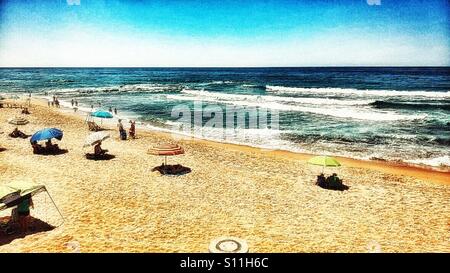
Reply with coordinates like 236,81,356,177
1,67,449,168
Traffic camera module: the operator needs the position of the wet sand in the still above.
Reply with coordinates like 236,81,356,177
0,99,449,252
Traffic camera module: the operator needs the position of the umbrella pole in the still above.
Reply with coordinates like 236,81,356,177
164,156,167,165
45,189,65,225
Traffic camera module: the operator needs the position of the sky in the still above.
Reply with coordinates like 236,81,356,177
0,0,448,67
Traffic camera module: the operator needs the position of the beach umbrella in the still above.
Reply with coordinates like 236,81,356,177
30,128,63,143
148,143,184,165
83,131,110,147
307,155,341,173
91,110,113,119
91,110,113,125
8,116,29,125
0,180,65,224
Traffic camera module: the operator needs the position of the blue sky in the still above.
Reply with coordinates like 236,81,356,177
0,0,448,66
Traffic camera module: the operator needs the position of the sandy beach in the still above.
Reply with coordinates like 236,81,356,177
0,99,449,253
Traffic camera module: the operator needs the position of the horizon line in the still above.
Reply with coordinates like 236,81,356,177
1,65,449,69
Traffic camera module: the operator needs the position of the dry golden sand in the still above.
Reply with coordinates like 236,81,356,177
0,99,449,253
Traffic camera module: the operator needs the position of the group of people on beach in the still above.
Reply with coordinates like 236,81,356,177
109,106,118,115
117,119,136,140
316,173,348,191
88,103,118,116
47,95,60,108
70,99,79,108
31,139,60,154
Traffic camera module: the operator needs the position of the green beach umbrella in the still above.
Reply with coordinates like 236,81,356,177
307,155,341,173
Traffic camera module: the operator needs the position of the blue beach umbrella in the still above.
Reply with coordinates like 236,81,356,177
30,128,63,143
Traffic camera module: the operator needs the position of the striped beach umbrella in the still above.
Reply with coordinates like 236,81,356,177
148,143,184,165
83,131,110,147
8,116,29,125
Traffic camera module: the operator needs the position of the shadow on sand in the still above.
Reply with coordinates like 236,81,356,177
34,149,69,156
317,183,350,191
0,216,55,246
85,153,116,161
152,164,192,176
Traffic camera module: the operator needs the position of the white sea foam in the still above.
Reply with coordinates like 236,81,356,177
48,84,181,96
181,89,373,106
266,85,450,98
405,155,450,167
166,89,426,121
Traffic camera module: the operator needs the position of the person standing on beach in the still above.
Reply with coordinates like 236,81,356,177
129,120,136,139
114,108,118,115
75,100,78,107
17,197,34,232
109,106,113,113
71,99,74,107
118,119,127,140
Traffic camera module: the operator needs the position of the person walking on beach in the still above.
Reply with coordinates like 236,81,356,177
118,119,127,140
75,100,78,107
129,120,136,139
114,108,118,115
71,99,74,107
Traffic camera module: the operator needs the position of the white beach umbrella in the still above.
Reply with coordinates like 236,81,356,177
83,131,110,147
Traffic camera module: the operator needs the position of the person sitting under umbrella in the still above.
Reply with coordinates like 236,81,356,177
17,197,34,232
316,173,326,188
31,141,43,154
30,128,64,154
94,141,108,157
45,139,59,152
327,173,345,190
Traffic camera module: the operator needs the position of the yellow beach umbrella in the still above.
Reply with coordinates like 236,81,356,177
307,155,341,173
